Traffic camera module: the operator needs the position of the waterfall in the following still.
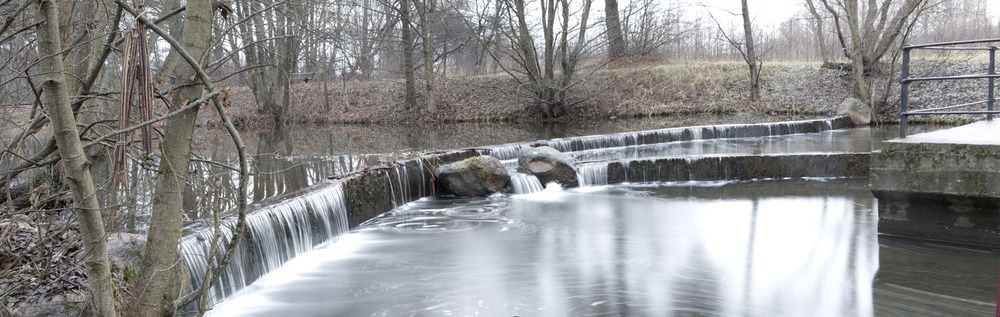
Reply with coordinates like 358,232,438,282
511,173,544,194
577,163,609,186
178,182,350,308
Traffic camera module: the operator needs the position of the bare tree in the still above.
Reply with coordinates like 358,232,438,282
705,3,762,102
804,0,832,64
740,0,760,102
620,0,687,57
506,0,595,118
819,0,929,104
34,1,117,316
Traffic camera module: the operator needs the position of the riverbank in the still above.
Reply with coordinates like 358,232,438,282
205,59,990,127
207,61,846,126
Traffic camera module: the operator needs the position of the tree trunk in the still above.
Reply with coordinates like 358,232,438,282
401,0,416,109
35,1,118,316
127,0,214,315
804,0,831,64
418,0,437,113
604,0,626,58
741,0,760,102
842,0,869,103
319,0,331,112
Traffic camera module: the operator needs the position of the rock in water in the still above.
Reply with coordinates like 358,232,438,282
435,155,511,196
837,98,872,125
517,146,579,188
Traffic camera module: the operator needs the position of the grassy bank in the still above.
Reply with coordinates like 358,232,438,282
206,61,859,126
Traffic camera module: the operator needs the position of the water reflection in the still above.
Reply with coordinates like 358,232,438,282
874,236,998,316
209,179,928,316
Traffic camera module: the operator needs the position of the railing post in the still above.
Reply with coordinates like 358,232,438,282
989,46,996,120
900,47,911,138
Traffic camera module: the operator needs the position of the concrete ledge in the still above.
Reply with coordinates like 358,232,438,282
606,153,869,184
871,142,1000,198
871,133,1000,247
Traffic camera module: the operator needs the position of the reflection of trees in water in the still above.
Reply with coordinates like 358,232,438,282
100,127,365,233
253,127,308,202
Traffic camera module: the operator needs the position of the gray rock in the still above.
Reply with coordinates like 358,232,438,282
837,98,872,125
435,155,511,196
517,146,579,188
106,232,146,270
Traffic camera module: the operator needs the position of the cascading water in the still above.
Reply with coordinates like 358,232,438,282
576,163,608,186
178,182,350,308
510,172,544,194
482,117,852,161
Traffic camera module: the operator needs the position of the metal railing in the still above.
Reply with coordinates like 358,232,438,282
899,38,1000,137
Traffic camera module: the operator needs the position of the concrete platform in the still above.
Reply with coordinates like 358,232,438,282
894,119,1000,146
871,120,1000,247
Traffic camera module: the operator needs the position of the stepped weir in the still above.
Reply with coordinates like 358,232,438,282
178,116,865,310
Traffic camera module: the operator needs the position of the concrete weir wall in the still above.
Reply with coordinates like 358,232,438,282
606,153,870,184
872,139,1000,247
334,152,871,227
335,150,478,227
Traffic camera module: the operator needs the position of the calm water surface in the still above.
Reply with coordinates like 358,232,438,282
207,179,998,317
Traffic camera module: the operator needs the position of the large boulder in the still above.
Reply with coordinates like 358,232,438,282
517,146,579,188
837,98,872,125
435,155,511,196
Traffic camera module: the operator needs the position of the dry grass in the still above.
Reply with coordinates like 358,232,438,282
196,61,907,126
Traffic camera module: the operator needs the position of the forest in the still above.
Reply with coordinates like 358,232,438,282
1,0,998,316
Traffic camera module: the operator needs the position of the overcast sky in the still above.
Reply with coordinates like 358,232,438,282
699,0,1000,29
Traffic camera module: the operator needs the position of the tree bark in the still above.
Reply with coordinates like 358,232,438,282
843,0,869,103
401,0,416,109
804,0,831,64
417,0,437,113
127,0,214,315
604,0,626,58
741,0,760,102
34,1,118,316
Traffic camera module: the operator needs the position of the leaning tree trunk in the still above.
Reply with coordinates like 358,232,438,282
127,0,214,315
35,1,118,316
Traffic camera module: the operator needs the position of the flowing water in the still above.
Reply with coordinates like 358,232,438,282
172,117,875,307
205,179,998,316
182,118,995,316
